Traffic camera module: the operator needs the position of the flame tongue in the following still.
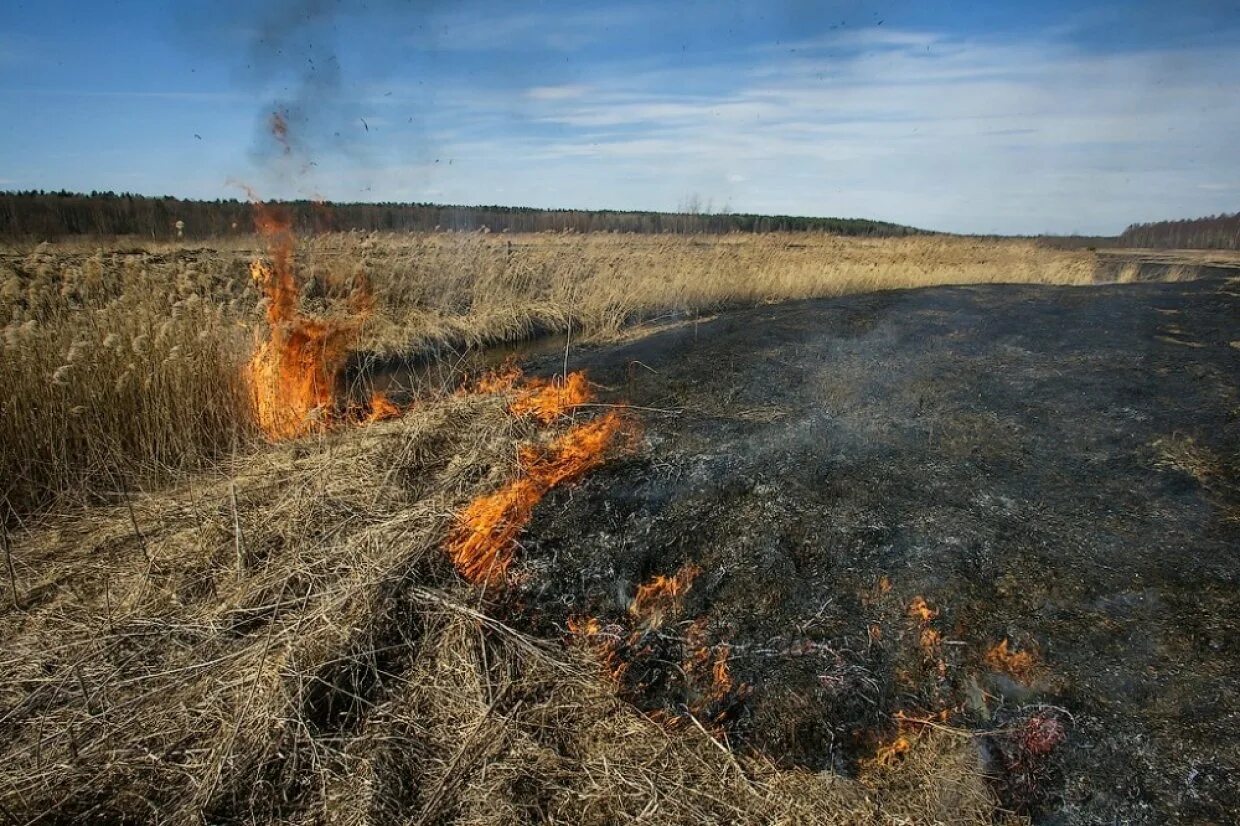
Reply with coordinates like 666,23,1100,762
447,411,624,584
366,391,401,423
510,371,593,423
246,202,368,440
629,563,701,628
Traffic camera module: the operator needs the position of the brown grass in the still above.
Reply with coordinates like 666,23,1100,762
0,231,1091,822
2,232,1094,514
0,391,1014,825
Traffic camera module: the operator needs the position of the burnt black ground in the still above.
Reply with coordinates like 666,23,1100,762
509,273,1240,824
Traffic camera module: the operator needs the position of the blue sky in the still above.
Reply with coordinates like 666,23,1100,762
1,0,1238,234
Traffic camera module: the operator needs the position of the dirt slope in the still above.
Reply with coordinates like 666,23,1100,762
511,273,1240,823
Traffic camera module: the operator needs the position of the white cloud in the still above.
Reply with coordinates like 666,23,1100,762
417,5,644,53
525,85,589,101
456,30,1240,233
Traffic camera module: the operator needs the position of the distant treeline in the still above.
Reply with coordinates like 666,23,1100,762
0,190,923,240
1117,212,1240,250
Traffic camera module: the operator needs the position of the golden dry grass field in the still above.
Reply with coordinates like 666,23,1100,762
0,230,1101,824
1,231,1095,513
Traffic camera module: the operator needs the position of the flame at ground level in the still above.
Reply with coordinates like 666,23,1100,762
984,638,1037,679
629,563,701,628
510,371,594,423
247,260,361,440
366,391,401,423
446,412,625,584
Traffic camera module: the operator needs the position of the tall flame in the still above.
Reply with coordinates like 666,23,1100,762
246,202,368,440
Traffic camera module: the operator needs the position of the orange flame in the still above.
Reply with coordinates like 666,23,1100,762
446,412,624,584
472,357,524,394
629,563,702,628
907,596,938,623
568,616,632,685
246,201,367,440
984,639,1037,679
510,371,593,423
867,734,913,770
366,391,401,423
707,644,735,702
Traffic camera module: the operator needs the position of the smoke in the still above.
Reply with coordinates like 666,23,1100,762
241,0,356,170
178,0,418,195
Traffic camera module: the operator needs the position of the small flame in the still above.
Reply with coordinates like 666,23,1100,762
468,356,524,395
907,596,938,623
919,627,943,650
446,412,625,584
708,644,735,702
568,615,631,686
510,371,593,423
629,563,702,628
366,391,401,423
984,639,1037,679
869,734,912,769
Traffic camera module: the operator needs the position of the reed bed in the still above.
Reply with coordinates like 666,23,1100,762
1,232,1094,515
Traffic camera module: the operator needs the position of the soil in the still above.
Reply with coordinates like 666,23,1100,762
504,272,1240,824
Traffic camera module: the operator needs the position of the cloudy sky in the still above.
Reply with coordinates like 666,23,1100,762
2,0,1238,234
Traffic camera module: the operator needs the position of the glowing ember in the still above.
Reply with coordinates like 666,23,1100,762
984,639,1037,679
246,202,365,440
867,734,913,769
907,596,938,623
446,412,625,584
629,563,702,628
510,371,593,423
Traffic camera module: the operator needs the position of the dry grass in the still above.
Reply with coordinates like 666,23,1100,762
1,232,1094,514
0,391,1013,825
0,232,1085,823
0,245,255,514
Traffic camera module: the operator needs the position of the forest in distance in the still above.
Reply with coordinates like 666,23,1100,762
2,191,1237,249
0,190,920,240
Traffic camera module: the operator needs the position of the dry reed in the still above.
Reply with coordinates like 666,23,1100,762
2,232,1094,515
0,390,1015,824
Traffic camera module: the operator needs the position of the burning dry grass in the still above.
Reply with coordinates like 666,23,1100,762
0,229,1083,820
446,409,625,584
0,391,1012,825
2,231,1095,514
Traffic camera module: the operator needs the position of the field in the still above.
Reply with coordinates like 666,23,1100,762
1,231,1094,513
3,230,1236,824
